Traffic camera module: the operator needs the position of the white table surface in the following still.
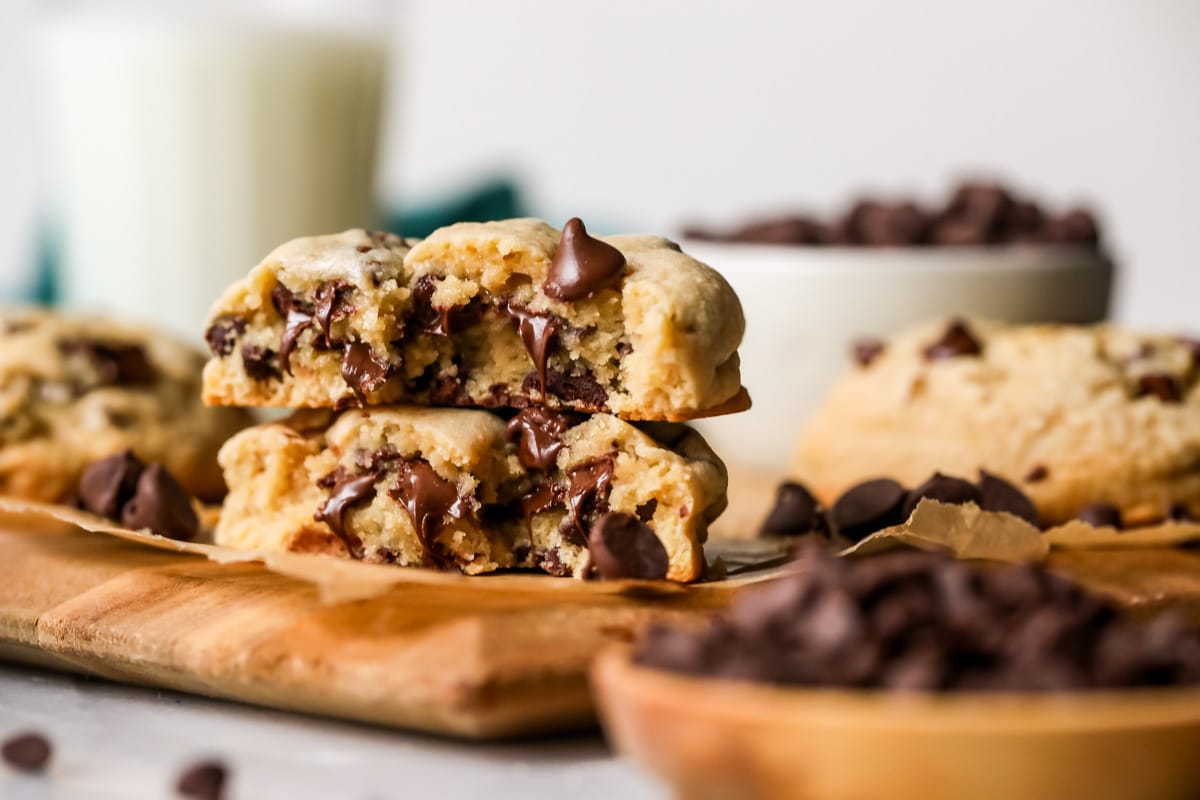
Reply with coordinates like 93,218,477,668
0,664,664,800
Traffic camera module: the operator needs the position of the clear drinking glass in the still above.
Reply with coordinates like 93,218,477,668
35,0,392,339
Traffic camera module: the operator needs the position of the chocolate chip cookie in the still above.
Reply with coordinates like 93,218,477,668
215,405,727,580
794,318,1200,525
0,307,250,503
202,220,747,421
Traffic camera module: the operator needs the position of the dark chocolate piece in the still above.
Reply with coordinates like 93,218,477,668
78,449,145,519
565,456,616,538
1024,464,1049,483
519,482,563,519
852,338,885,367
240,345,280,381
204,315,246,357
408,275,484,337
760,481,821,536
340,342,391,405
1135,373,1182,403
312,280,355,344
635,498,658,523
504,303,559,397
278,305,314,374
176,760,228,800
543,217,627,301
901,472,981,519
977,470,1040,526
1,732,51,772
923,319,982,360
588,512,669,580
830,478,907,542
1077,503,1123,529
542,367,609,410
505,407,580,471
390,459,472,554
315,471,379,558
119,463,200,541
59,338,157,385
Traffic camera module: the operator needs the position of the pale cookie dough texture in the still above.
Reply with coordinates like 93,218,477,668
201,221,747,421
0,307,251,502
216,406,728,581
794,319,1200,525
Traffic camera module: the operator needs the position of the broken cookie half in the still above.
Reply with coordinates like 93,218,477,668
215,405,727,581
201,220,748,421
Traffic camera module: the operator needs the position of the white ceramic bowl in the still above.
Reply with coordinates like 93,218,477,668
685,241,1114,474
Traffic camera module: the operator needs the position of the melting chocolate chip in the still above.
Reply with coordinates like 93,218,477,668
313,281,355,344
176,760,228,800
537,548,572,577
1025,464,1049,483
760,481,821,536
565,456,616,538
119,463,200,541
505,407,580,470
1,732,51,772
923,319,982,361
519,482,563,518
389,460,472,555
341,342,391,404
543,218,627,301
831,479,907,542
315,471,378,558
204,315,246,357
78,449,145,519
901,472,982,519
1135,373,1182,403
278,307,314,374
1077,503,1123,529
408,275,484,337
588,512,669,580
977,470,1040,526
853,338,885,367
59,339,157,385
241,345,280,381
504,304,559,396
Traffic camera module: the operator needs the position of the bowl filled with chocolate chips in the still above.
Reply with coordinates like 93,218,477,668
593,544,1200,800
683,180,1115,474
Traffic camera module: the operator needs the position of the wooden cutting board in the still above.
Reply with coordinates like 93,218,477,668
4,512,1200,741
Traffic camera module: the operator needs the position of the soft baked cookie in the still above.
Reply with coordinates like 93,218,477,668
0,307,251,502
216,405,727,581
793,318,1200,525
201,220,747,421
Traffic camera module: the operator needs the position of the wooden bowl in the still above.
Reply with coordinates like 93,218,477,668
592,649,1200,800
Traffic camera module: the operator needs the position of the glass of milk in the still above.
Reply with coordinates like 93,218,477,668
34,0,391,340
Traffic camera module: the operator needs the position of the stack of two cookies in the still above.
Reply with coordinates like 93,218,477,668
201,219,748,582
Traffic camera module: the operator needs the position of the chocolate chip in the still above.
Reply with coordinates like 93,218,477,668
923,319,982,360
78,449,145,519
389,459,472,556
1168,503,1195,522
730,215,826,245
59,339,157,385
240,345,280,381
543,218,627,301
176,760,228,800
278,306,314,375
977,470,1040,526
119,463,200,541
542,367,609,410
2,732,51,772
944,182,1014,228
204,315,246,357
536,548,572,577
901,472,982,519
340,342,392,404
830,478,907,541
1077,503,1123,529
852,338,885,367
407,275,483,337
519,482,563,519
928,218,993,246
760,481,821,536
505,407,580,471
635,498,658,523
1024,464,1049,483
855,202,928,246
1135,373,1182,403
565,456,615,539
315,471,378,558
504,303,559,397
1049,208,1100,245
588,512,669,580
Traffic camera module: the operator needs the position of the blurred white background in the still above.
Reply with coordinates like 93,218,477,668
1,0,1198,326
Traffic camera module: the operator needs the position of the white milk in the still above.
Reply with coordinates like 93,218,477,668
35,10,387,340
